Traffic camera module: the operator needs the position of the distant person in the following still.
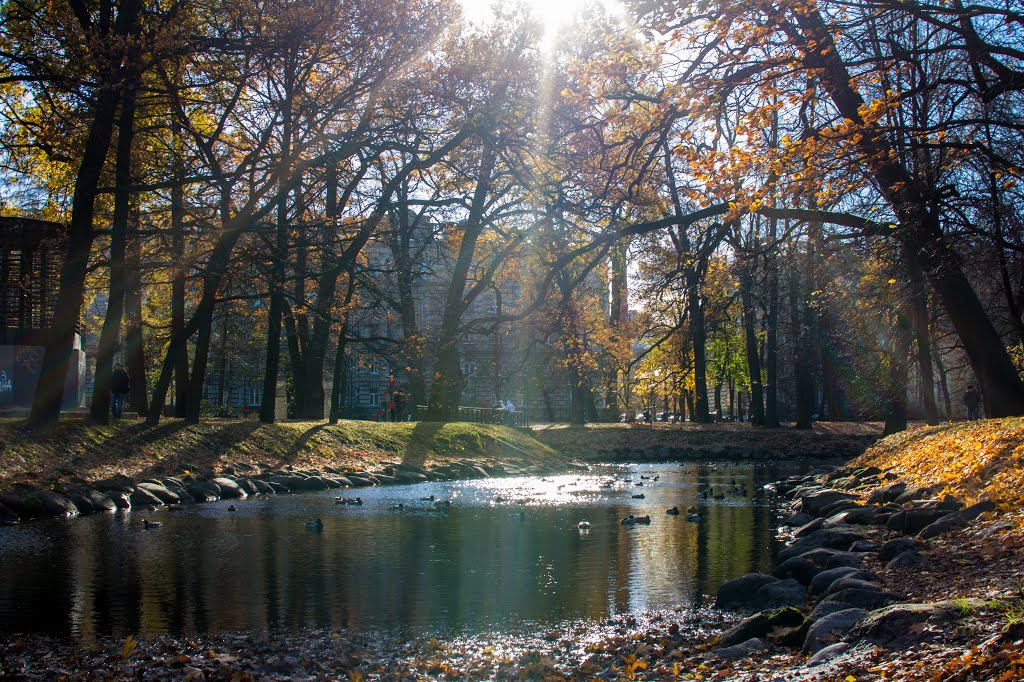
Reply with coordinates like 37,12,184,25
964,385,982,420
392,389,405,421
111,363,131,419
505,399,515,413
643,408,652,424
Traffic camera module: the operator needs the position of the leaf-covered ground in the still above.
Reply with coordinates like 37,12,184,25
0,418,561,491
853,417,1024,515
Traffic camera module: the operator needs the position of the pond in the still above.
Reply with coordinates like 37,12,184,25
0,461,811,645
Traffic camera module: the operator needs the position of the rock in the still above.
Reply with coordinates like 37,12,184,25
822,588,903,611
980,521,1014,538
753,578,808,610
822,577,881,599
778,530,867,562
918,514,964,539
211,477,247,499
798,490,860,516
803,608,867,654
92,475,136,494
87,490,117,512
716,573,779,610
959,500,997,521
251,479,274,494
866,482,907,505
826,506,880,526
0,488,79,519
808,599,860,624
129,486,164,507
805,641,851,666
395,471,428,483
810,567,874,596
718,607,805,648
0,501,19,524
886,509,952,535
794,518,824,537
265,481,290,494
68,494,95,514
709,638,770,661
887,550,930,570
108,491,131,509
188,481,221,502
235,478,259,496
848,539,880,553
772,557,820,585
879,538,924,562
136,482,181,505
798,548,865,570
817,499,865,519
848,599,988,646
894,485,934,505
782,512,814,527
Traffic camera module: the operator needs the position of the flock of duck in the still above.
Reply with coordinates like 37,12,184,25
137,470,753,532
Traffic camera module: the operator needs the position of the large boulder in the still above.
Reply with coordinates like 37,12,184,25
754,579,809,610
136,482,181,505
887,509,952,535
802,608,867,654
810,567,874,596
797,490,860,516
716,573,779,610
888,550,930,570
797,548,865,570
87,490,117,512
821,588,903,611
211,477,247,499
879,538,924,562
68,494,95,515
0,488,79,519
822,577,882,599
92,475,136,494
866,483,907,505
188,480,221,502
719,607,805,648
778,531,867,562
918,514,964,539
848,599,988,647
772,557,820,585
129,486,164,508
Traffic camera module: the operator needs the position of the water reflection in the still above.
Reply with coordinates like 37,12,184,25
0,461,807,644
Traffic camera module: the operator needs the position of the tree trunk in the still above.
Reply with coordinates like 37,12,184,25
170,119,190,418
883,308,913,435
124,216,147,417
790,266,814,429
740,263,765,425
29,71,125,429
689,274,711,422
90,64,139,423
764,220,780,427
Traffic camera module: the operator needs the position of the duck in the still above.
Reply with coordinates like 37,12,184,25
713,491,725,500
633,515,652,525
227,505,237,512
686,513,701,522
666,506,680,515
578,521,591,529
388,503,405,510
620,515,636,526
305,519,323,530
632,493,646,499
634,482,644,487
687,506,699,515
335,497,363,505
420,495,436,502
653,475,659,481
143,519,162,529
434,499,451,508
640,475,650,480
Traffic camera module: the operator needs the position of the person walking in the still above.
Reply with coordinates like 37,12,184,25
111,363,131,419
393,389,406,422
964,385,982,420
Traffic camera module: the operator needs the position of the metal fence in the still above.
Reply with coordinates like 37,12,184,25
413,405,530,428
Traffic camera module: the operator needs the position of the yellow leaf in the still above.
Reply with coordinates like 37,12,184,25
121,635,137,660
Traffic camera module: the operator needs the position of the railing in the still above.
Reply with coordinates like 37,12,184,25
413,405,530,428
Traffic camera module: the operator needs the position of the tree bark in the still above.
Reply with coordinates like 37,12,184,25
90,62,139,423
124,216,147,416
739,262,765,425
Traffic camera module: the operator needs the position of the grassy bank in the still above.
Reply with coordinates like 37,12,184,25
532,421,883,459
0,418,562,490
854,416,1024,514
